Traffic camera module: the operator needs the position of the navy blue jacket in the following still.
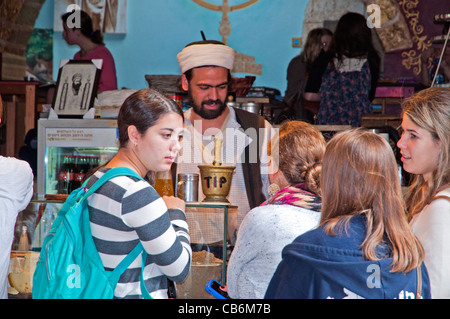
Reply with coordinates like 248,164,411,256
265,215,431,299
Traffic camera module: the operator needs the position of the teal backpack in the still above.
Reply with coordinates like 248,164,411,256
32,167,152,299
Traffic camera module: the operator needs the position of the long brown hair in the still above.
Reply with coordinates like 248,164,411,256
401,87,450,220
321,128,424,273
300,28,333,69
330,12,380,78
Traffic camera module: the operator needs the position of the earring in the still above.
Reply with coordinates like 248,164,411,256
134,141,138,147
268,183,281,197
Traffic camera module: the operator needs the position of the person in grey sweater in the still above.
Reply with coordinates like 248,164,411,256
226,121,325,298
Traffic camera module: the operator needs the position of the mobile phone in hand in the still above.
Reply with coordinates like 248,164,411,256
205,279,231,299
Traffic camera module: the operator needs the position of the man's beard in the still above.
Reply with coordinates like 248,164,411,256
188,91,227,120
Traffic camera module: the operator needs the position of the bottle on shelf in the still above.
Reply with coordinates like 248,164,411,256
17,225,30,251
89,156,100,171
430,58,445,85
73,156,87,189
71,156,80,191
57,155,75,194
57,155,68,194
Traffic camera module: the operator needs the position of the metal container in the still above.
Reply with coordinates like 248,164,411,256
176,173,199,202
226,101,240,109
240,102,261,115
369,128,389,142
198,165,235,203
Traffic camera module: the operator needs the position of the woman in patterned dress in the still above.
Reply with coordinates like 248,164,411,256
305,12,380,127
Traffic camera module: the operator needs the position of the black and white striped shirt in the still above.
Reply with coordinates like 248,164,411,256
86,168,191,299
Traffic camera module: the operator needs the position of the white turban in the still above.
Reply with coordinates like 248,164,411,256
177,43,235,74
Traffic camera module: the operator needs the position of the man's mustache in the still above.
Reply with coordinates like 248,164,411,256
202,99,222,106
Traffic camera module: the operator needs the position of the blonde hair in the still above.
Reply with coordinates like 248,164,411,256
300,28,333,68
321,128,424,273
270,120,325,195
401,87,450,220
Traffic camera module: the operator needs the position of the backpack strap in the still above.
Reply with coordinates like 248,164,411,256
107,242,152,298
108,242,144,282
82,167,143,200
140,250,152,299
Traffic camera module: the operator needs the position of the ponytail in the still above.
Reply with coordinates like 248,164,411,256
90,30,104,45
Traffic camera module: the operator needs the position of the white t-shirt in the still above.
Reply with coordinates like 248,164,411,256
0,156,33,298
410,187,450,299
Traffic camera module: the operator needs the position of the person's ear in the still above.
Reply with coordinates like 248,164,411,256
127,125,140,146
181,74,189,91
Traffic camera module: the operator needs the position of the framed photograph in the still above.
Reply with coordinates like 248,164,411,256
52,59,102,118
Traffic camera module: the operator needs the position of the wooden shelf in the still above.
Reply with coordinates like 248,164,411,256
432,35,450,44
361,114,401,129
434,13,450,23
0,81,39,156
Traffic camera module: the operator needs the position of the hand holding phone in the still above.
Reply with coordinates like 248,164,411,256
205,279,231,299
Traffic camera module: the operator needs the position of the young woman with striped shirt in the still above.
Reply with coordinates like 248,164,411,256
85,89,191,298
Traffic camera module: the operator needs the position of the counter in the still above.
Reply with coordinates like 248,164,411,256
9,200,237,299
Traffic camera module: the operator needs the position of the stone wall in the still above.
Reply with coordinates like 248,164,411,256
0,0,45,80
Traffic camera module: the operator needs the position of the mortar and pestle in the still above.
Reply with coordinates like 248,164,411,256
198,136,235,203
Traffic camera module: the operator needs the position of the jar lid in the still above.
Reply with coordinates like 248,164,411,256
178,173,199,181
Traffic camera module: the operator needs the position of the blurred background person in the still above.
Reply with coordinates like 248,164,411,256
61,9,118,92
279,28,332,124
304,12,380,127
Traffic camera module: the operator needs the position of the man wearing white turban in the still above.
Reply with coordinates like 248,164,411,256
174,40,273,231
177,40,235,75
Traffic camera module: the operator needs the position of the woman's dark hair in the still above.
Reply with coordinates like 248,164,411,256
331,12,380,68
82,89,183,185
328,12,380,94
117,88,184,148
61,10,104,45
